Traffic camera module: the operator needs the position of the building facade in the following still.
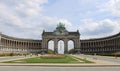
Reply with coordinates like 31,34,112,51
0,23,120,54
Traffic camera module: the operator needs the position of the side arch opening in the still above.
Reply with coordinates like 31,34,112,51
68,40,74,54
48,40,54,54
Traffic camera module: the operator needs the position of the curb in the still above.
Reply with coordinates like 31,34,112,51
0,64,120,67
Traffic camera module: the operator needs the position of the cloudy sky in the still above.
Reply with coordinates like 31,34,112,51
0,0,120,40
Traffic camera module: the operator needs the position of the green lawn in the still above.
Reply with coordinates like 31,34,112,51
3,55,93,63
4,55,78,63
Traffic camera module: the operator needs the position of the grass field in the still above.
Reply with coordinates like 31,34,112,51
3,55,93,63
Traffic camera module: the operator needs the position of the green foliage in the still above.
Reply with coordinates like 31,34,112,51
0,53,28,57
113,52,120,57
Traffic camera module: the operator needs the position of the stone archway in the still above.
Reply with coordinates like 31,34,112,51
42,22,80,54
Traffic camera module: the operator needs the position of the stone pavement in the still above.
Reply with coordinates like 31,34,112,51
0,66,120,71
73,55,120,66
0,55,37,62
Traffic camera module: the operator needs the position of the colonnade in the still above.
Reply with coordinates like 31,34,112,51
81,37,120,54
0,34,42,54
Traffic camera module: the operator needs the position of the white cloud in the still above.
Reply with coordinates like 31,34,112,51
79,0,120,39
79,19,120,39
14,0,48,17
79,19,99,32
100,0,120,16
0,0,47,29
1,0,120,40
0,0,73,39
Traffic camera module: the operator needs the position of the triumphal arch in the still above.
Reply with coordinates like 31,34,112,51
42,23,80,54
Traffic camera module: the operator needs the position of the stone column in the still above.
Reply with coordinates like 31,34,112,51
64,39,68,54
45,39,48,53
75,39,80,54
77,39,80,49
0,35,1,46
54,39,58,54
41,39,43,54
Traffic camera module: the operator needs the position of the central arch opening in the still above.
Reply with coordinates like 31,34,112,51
58,40,64,54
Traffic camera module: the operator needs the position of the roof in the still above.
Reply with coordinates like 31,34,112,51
81,32,120,41
42,32,53,35
69,32,80,35
0,33,41,42
42,32,80,36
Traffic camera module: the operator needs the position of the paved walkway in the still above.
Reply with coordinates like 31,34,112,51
0,66,120,71
74,54,120,64
0,55,36,62
72,55,120,65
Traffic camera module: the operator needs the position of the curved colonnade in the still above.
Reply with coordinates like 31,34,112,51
81,33,120,54
0,33,42,54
